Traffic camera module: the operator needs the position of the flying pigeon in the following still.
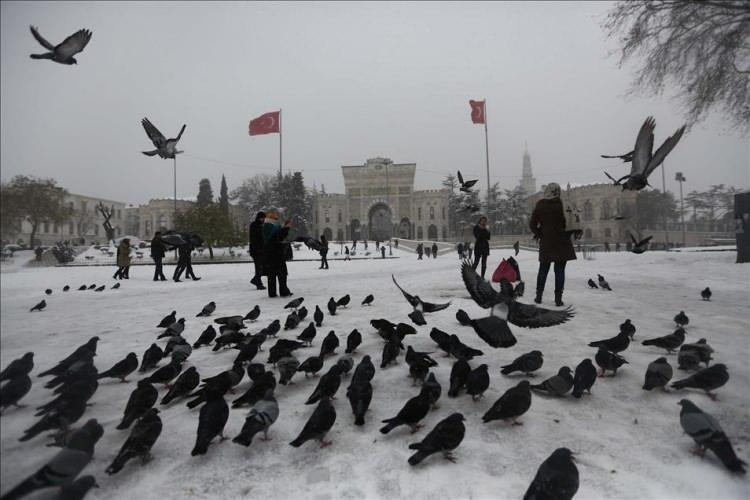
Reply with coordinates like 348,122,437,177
29,25,92,65
141,118,186,159
629,232,653,254
700,287,712,301
457,170,478,193
604,116,686,191
600,151,634,162
461,261,574,330
407,413,466,466
392,275,451,320
677,399,746,474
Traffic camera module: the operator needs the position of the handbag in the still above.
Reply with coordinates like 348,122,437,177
492,258,518,283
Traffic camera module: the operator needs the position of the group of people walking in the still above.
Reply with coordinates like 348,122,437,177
416,242,439,260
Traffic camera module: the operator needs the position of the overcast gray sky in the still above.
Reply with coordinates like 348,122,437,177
1,1,748,205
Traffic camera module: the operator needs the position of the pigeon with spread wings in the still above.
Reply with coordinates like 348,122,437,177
461,260,574,329
604,117,686,191
457,171,478,193
141,118,186,159
629,232,653,254
392,275,451,325
29,25,92,65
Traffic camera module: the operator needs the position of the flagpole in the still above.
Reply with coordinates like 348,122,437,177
279,109,282,178
484,103,490,214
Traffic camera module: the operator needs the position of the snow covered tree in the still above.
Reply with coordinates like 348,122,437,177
232,174,278,215
2,176,72,247
605,0,750,131
219,174,229,214
197,178,213,206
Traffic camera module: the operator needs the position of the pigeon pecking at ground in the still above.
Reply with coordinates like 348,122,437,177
671,364,729,401
407,413,466,466
642,357,673,391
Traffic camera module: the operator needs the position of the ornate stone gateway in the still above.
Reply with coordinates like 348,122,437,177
369,203,392,241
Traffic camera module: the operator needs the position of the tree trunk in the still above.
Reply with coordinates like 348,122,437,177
29,221,38,248
208,244,214,259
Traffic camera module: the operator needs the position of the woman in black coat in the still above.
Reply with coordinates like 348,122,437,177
529,183,578,306
472,216,491,278
150,231,167,281
319,234,329,269
262,215,292,297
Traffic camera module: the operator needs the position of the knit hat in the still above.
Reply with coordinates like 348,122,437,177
255,211,266,220
543,182,561,199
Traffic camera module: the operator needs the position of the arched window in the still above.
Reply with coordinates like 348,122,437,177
418,207,422,221
323,228,333,241
336,229,344,241
429,207,435,220
601,200,611,220
583,200,594,221
417,227,423,239
584,228,592,239
428,224,438,240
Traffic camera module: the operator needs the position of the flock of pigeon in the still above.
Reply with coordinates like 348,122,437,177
2,254,744,500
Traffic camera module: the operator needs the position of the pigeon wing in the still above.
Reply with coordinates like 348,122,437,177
392,275,419,308
507,302,575,328
632,117,655,176
638,235,653,247
29,26,55,50
644,125,686,178
55,29,92,59
460,260,501,309
175,124,187,142
463,179,478,188
141,118,167,148
422,300,451,313
629,232,639,245
457,170,464,184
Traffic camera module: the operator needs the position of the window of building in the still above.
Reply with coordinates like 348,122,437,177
429,206,435,220
53,223,58,234
442,206,446,219
417,226,423,239
418,207,422,221
600,200,610,220
583,200,594,221
81,201,87,213
338,211,342,223
69,222,74,235
325,210,330,223
117,209,122,220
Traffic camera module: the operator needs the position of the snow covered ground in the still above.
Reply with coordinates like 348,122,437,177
1,249,749,499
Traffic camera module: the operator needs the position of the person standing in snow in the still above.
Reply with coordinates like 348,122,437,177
529,182,579,307
457,242,464,259
262,212,293,297
417,243,423,260
113,238,131,280
319,234,329,269
344,245,351,261
381,246,386,259
472,217,491,278
249,211,266,290
432,242,438,258
150,232,167,281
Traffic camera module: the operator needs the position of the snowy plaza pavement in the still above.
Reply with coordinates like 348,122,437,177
1,249,749,499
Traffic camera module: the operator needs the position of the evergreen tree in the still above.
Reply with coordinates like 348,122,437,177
197,178,213,206
174,203,235,259
219,174,229,214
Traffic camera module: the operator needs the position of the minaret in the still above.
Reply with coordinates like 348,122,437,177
521,142,536,195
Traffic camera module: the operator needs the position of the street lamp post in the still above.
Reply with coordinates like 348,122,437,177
675,172,686,247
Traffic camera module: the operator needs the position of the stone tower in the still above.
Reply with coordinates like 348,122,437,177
521,142,536,195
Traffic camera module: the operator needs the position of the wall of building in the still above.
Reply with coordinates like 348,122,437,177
14,193,127,246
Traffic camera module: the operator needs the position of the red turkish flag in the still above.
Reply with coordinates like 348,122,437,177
469,100,485,124
249,111,280,135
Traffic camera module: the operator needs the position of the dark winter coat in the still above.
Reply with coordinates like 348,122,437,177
249,220,264,258
431,243,438,256
473,225,490,256
263,225,290,276
150,237,166,259
117,241,131,267
529,197,577,263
